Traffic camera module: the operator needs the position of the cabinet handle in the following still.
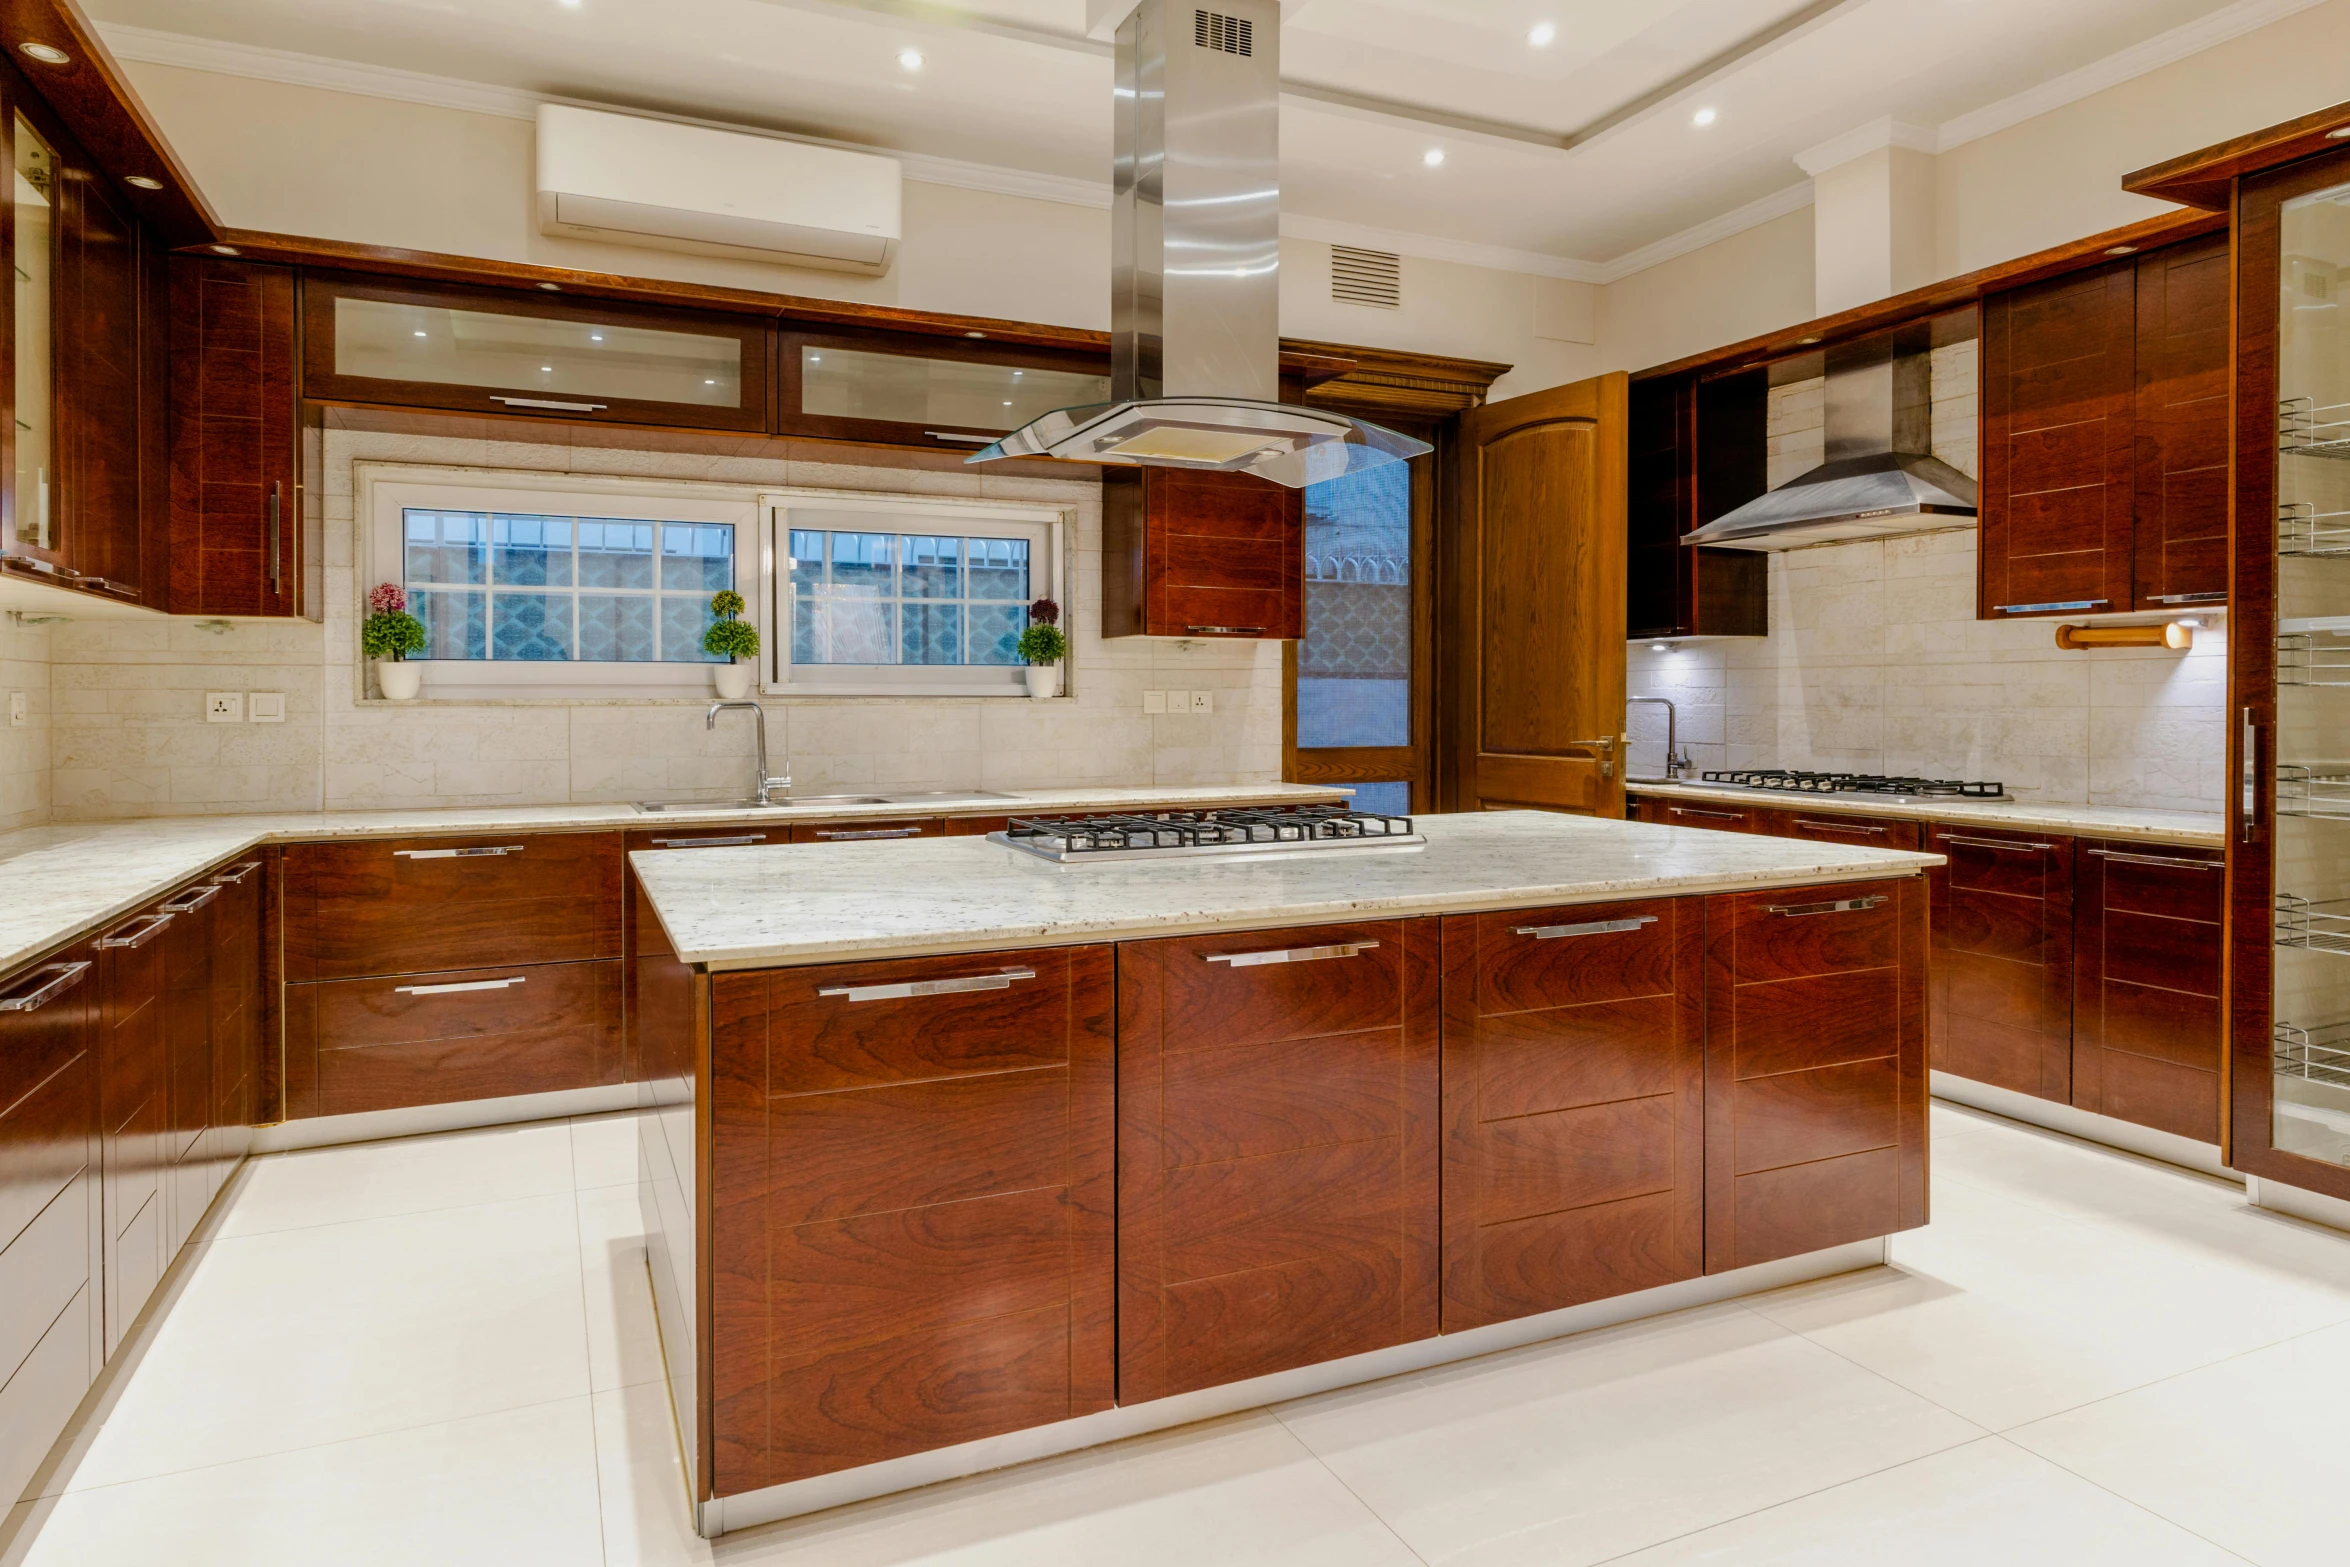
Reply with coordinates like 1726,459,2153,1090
212,861,262,885
1515,916,1657,940
1939,835,2055,853
1763,894,1889,918
2244,706,2269,845
393,845,527,859
1204,940,1378,968
0,961,91,1013
1186,625,1265,636
96,913,173,949
394,976,527,996
2084,848,2222,869
1994,599,2108,614
923,430,995,445
490,396,608,413
268,480,282,597
1795,818,1888,836
812,827,924,840
2148,591,2226,604
1669,806,1743,822
818,967,1036,1003
161,884,221,913
650,835,770,848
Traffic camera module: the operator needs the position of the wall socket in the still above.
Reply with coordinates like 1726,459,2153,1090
1143,689,1214,715
6,691,23,729
205,692,244,724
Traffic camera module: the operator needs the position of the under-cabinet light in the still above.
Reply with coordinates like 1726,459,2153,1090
18,42,68,65
125,175,163,190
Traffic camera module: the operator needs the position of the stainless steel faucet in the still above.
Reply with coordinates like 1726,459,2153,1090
707,701,791,805
1626,696,1693,782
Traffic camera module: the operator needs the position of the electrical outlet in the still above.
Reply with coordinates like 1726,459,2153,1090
1143,689,1168,714
7,691,24,729
1189,689,1213,714
205,692,243,724
248,692,286,723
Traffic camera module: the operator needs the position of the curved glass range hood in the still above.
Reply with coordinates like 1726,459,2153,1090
970,396,1429,488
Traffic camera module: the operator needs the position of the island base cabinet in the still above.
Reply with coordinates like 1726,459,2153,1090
1116,919,1438,1404
1703,879,1928,1272
1437,899,1704,1332
707,946,1115,1495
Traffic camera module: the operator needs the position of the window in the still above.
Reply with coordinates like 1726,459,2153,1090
767,494,1064,696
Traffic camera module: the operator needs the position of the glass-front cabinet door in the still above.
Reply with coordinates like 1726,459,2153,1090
777,331,1110,450
2234,145,2350,1198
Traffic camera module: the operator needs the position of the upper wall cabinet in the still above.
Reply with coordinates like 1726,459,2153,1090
1626,369,1767,641
169,257,301,617
300,274,771,433
1102,467,1303,640
777,331,1111,451
1978,236,2230,619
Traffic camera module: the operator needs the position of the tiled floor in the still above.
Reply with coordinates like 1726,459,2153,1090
10,1102,2350,1565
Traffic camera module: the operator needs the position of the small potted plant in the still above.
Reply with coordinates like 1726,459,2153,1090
362,583,428,701
702,589,759,699
1016,597,1068,700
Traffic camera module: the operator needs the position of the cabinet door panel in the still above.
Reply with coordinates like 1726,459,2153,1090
2072,840,2223,1141
1104,467,1303,639
169,259,300,616
285,832,623,981
55,163,149,603
1157,1030,1405,1166
1929,829,2074,1102
756,948,1077,1093
1732,968,1900,1079
1778,813,1926,851
2133,234,2232,607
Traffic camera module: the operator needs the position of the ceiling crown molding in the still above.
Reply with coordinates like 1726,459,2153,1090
1587,181,1815,284
1793,117,1936,176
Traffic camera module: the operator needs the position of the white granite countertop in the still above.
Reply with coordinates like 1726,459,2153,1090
1626,781,2225,848
0,783,1344,977
632,810,1942,971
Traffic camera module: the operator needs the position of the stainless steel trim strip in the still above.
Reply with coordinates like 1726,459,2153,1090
1514,916,1658,940
393,845,527,859
0,962,91,1012
95,913,172,949
393,976,528,996
160,885,221,913
1762,895,1890,918
817,967,1037,1003
2084,848,2222,868
1939,835,2057,852
1204,940,1379,968
649,835,770,848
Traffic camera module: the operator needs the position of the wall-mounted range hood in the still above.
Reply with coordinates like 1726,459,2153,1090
1681,327,1976,550
968,0,1428,488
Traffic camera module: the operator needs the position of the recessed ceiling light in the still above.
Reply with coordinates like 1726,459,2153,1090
810,355,822,362
1003,400,1013,406
1423,148,1446,167
1691,106,1717,127
18,42,69,65
1527,20,1555,46
413,330,427,338
540,365,554,373
2105,244,2138,256
705,379,718,386
589,332,603,342
210,243,239,255
1012,369,1023,378
899,48,923,70
124,175,163,191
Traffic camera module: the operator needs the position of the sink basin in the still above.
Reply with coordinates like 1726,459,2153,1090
633,790,1020,813
863,791,1024,806
774,794,894,807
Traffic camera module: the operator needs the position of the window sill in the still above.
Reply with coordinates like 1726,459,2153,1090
354,690,1076,708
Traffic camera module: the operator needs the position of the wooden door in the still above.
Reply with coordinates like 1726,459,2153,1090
1118,920,1438,1403
1451,373,1628,814
1438,899,1702,1331
2131,235,2231,609
168,258,300,617
1928,826,2076,1101
2072,842,2225,1142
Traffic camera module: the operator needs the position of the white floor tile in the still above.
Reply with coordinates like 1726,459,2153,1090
593,1383,707,1567
216,1121,578,1237
1604,1437,2248,1566
16,1398,604,1567
61,1192,591,1491
579,1183,667,1393
2012,1314,2350,1567
572,1111,650,1191
1273,1300,1982,1567
1934,1113,2245,1226
706,1413,1423,1567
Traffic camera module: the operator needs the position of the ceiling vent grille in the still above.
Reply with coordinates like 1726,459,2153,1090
1194,9,1253,56
1331,246,1402,310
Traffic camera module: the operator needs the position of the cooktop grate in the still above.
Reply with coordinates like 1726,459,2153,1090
1697,769,2008,800
994,804,1424,861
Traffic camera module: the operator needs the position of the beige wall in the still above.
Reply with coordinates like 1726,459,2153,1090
1593,207,1817,376
0,618,47,830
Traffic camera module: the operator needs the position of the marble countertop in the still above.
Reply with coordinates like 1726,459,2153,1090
1625,781,2225,848
632,810,1942,971
0,782,1345,978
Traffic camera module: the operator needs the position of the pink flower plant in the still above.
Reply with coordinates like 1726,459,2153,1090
368,583,408,616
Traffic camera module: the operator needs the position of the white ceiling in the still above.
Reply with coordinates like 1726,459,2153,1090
88,0,2293,269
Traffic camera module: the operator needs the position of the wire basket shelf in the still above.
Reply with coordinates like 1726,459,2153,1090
2278,624,2350,686
2281,396,2350,460
2277,1020,2350,1090
2278,763,2350,820
2276,892,2350,954
2280,500,2350,557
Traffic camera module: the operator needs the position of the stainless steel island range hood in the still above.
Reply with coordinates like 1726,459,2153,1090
1681,327,1976,550
967,0,1428,488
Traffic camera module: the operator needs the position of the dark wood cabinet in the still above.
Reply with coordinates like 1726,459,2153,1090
706,945,1114,1491
1703,878,1928,1271
168,258,300,617
93,901,168,1357
1928,826,2075,1102
1633,796,1776,834
1103,467,1303,641
1437,899,1702,1331
2072,841,2225,1142
787,816,947,844
1626,370,1767,641
2131,235,2232,609
1117,919,1438,1402
1775,809,1926,852
157,881,215,1256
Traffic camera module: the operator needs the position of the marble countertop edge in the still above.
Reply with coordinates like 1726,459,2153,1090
1624,781,2225,847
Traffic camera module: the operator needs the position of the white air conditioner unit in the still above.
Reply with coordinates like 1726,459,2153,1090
535,104,901,276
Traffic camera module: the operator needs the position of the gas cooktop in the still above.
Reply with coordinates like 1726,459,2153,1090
1695,769,2010,803
992,805,1425,863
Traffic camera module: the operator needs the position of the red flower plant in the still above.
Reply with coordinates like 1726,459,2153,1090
368,583,408,616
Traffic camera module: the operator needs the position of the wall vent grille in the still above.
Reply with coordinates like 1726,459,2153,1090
1331,246,1402,310
1194,10,1253,55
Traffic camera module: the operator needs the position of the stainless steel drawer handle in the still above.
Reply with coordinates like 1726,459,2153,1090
2084,848,2222,869
0,961,91,1013
1670,807,1743,821
1994,599,2108,614
212,861,262,885
650,835,769,848
490,396,608,413
1515,916,1658,940
813,827,924,840
818,967,1036,1003
2148,591,2226,604
161,885,221,913
1763,895,1890,918
96,913,173,949
394,976,528,996
394,845,527,859
1940,835,2056,852
1796,818,1888,836
1205,941,1379,968
1186,625,1264,636
924,430,995,444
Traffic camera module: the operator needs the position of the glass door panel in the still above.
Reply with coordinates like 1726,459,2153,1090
1289,456,1422,811
11,116,53,555
798,345,1108,432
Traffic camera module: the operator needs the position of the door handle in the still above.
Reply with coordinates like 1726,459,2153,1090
1763,894,1889,918
161,884,221,913
818,967,1036,1002
1515,916,1657,940
394,976,528,996
394,845,526,859
812,827,924,841
1569,736,1617,779
2084,848,2222,869
649,835,770,848
212,861,262,884
1204,940,1378,968
1186,625,1265,636
268,480,282,597
1669,806,1743,822
96,912,173,949
1939,835,2055,853
490,396,608,413
1795,818,1889,836
0,961,91,1012
2244,705,2269,845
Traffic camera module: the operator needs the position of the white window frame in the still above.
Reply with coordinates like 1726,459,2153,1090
359,464,764,700
762,490,1068,699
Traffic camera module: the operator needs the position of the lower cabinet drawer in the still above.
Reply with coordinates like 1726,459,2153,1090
788,817,947,844
1776,811,1925,852
284,961,622,1119
1644,800,1773,834
0,1278,93,1516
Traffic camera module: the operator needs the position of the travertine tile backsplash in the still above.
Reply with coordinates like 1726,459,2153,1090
36,429,1283,822
0,615,48,830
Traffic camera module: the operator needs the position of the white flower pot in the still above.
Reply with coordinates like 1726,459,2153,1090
1025,663,1061,701
713,662,753,700
376,661,422,702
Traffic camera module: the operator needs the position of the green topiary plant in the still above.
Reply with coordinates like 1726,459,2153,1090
1017,596,1067,666
361,583,428,662
701,589,760,663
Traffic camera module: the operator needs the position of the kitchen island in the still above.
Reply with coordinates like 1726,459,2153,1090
629,810,1941,1535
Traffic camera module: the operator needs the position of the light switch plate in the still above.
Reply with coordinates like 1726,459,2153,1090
1189,690,1213,714
205,692,243,724
1144,689,1168,714
6,691,24,729
248,692,286,723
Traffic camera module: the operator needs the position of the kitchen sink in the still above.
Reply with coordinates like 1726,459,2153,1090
632,792,1022,812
